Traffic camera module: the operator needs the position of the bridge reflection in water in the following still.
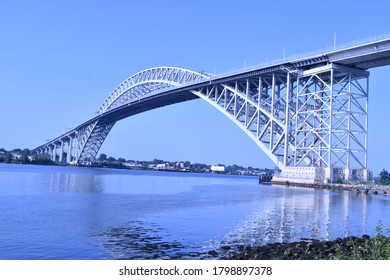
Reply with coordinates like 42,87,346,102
217,187,376,247
1,164,389,259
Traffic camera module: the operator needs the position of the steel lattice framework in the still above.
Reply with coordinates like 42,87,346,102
190,63,368,174
75,67,209,163
294,64,368,180
31,36,390,182
191,68,297,169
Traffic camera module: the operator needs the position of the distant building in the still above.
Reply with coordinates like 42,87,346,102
272,166,325,184
272,166,372,184
11,153,21,160
211,165,226,173
123,162,143,168
155,163,169,170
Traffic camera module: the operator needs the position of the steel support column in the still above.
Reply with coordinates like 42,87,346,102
294,63,369,181
67,136,73,164
59,140,64,163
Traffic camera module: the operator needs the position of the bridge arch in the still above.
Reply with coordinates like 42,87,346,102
76,67,211,163
32,66,293,168
96,67,210,114
32,63,369,180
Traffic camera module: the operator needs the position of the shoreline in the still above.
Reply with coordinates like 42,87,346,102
270,181,390,196
223,235,387,260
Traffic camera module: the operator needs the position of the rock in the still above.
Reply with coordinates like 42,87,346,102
283,248,292,257
208,250,218,257
224,233,390,260
305,243,315,254
346,239,355,247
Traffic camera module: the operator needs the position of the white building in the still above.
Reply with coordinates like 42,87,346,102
211,165,226,173
155,163,169,170
272,166,325,184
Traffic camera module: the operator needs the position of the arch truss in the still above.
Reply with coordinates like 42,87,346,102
32,67,209,164
31,64,369,181
190,63,369,180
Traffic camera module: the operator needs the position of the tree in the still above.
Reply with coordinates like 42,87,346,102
4,152,12,163
18,149,31,164
107,156,116,162
0,148,5,162
32,153,53,164
379,169,390,185
153,159,164,164
117,157,126,163
99,153,107,161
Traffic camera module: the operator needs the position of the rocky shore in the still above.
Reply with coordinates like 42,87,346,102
282,183,389,196
223,235,385,260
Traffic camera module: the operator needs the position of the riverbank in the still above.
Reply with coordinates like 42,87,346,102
272,181,390,196
223,234,390,260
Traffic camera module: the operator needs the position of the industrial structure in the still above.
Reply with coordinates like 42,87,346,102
31,36,390,184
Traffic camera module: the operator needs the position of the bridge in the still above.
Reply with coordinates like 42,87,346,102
31,36,390,183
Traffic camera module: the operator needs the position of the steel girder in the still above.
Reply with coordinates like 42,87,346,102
75,121,115,164
191,69,297,169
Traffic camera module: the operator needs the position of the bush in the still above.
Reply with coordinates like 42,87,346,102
334,221,390,260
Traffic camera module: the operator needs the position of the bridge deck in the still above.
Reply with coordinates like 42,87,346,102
326,38,390,69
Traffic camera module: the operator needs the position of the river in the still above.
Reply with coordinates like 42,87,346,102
0,163,389,260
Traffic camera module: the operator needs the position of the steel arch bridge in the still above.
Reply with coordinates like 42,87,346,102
31,36,390,182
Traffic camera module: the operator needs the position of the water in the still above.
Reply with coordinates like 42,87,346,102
0,163,389,260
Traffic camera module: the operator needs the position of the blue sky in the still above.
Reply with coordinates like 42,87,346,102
1,0,389,174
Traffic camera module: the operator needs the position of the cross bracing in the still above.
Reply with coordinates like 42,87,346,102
294,64,369,174
190,70,297,169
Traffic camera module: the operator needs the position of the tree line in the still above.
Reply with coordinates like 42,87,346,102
0,148,53,164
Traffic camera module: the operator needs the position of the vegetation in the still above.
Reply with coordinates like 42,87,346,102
0,148,34,164
333,221,390,260
31,153,54,165
379,169,390,185
0,147,271,176
329,178,349,184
